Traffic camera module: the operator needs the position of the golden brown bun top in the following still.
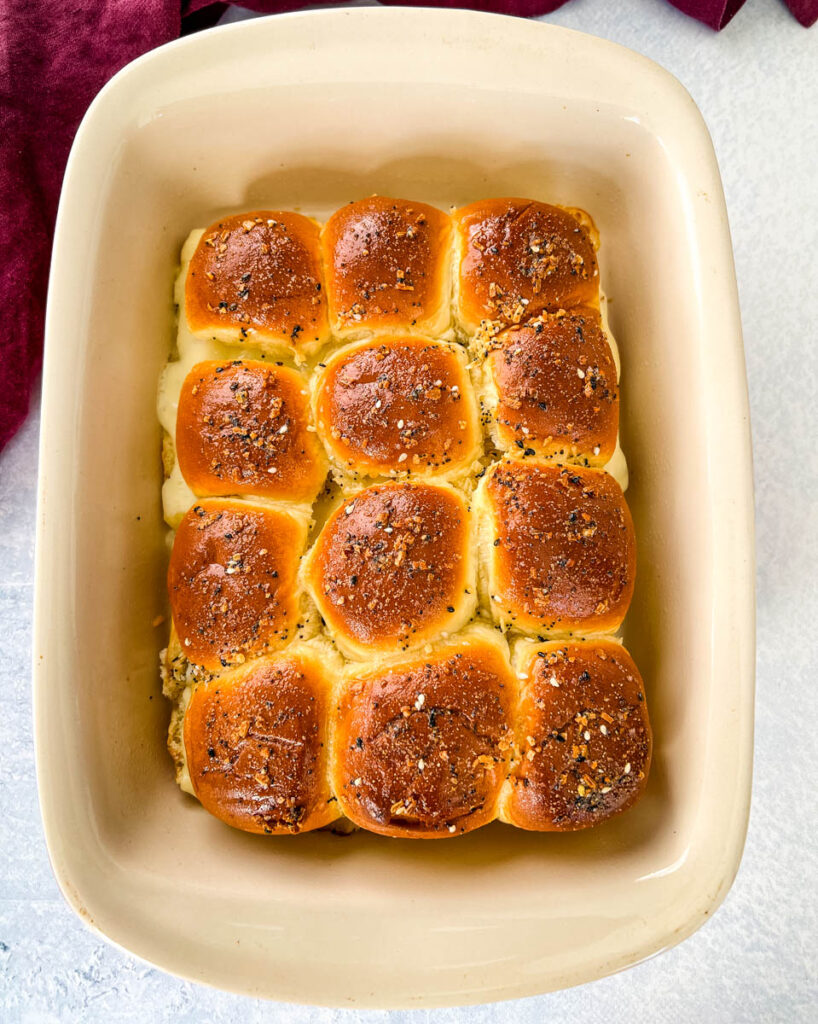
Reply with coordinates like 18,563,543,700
486,308,618,463
176,360,327,502
484,461,635,634
322,196,452,334
314,337,480,478
168,499,305,672
455,198,599,328
306,481,472,656
333,634,515,836
184,651,337,835
186,212,327,350
507,640,651,830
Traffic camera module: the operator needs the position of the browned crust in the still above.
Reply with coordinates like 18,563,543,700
332,640,515,837
167,499,305,672
185,212,328,351
486,308,618,463
315,337,480,477
454,198,599,329
306,482,472,654
322,196,452,334
163,197,654,840
484,461,635,634
505,640,651,830
176,360,327,502
184,653,339,834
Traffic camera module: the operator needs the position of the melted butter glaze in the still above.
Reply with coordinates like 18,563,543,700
485,461,635,634
176,360,326,501
168,499,304,671
322,197,452,333
334,641,515,836
185,654,337,834
316,338,479,477
487,308,618,463
507,641,651,831
310,482,471,653
455,199,598,328
186,212,327,349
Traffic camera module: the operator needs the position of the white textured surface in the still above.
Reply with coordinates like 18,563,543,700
2,0,817,1019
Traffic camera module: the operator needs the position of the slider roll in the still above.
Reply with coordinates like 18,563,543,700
184,648,339,835
322,196,453,338
303,481,477,660
481,308,618,465
185,211,328,357
477,461,635,636
331,628,516,837
168,499,308,672
313,336,481,482
454,198,599,334
501,639,651,830
176,360,327,503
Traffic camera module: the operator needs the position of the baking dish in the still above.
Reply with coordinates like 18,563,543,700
33,7,754,1007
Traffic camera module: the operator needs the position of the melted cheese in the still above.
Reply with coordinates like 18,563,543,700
604,436,629,493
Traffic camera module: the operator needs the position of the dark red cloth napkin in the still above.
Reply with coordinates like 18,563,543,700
1,0,814,452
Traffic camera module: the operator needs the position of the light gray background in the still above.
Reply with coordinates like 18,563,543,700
2,0,816,1020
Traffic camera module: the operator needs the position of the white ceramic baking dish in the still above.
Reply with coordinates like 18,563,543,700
33,7,754,1008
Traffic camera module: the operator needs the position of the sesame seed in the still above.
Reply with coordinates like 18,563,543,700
584,730,591,741
418,759,425,771
577,368,585,379
278,423,288,434
624,763,632,774
353,777,362,786
397,419,405,428
600,724,608,735
267,466,277,474
345,504,354,514
448,825,456,833
414,693,426,710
